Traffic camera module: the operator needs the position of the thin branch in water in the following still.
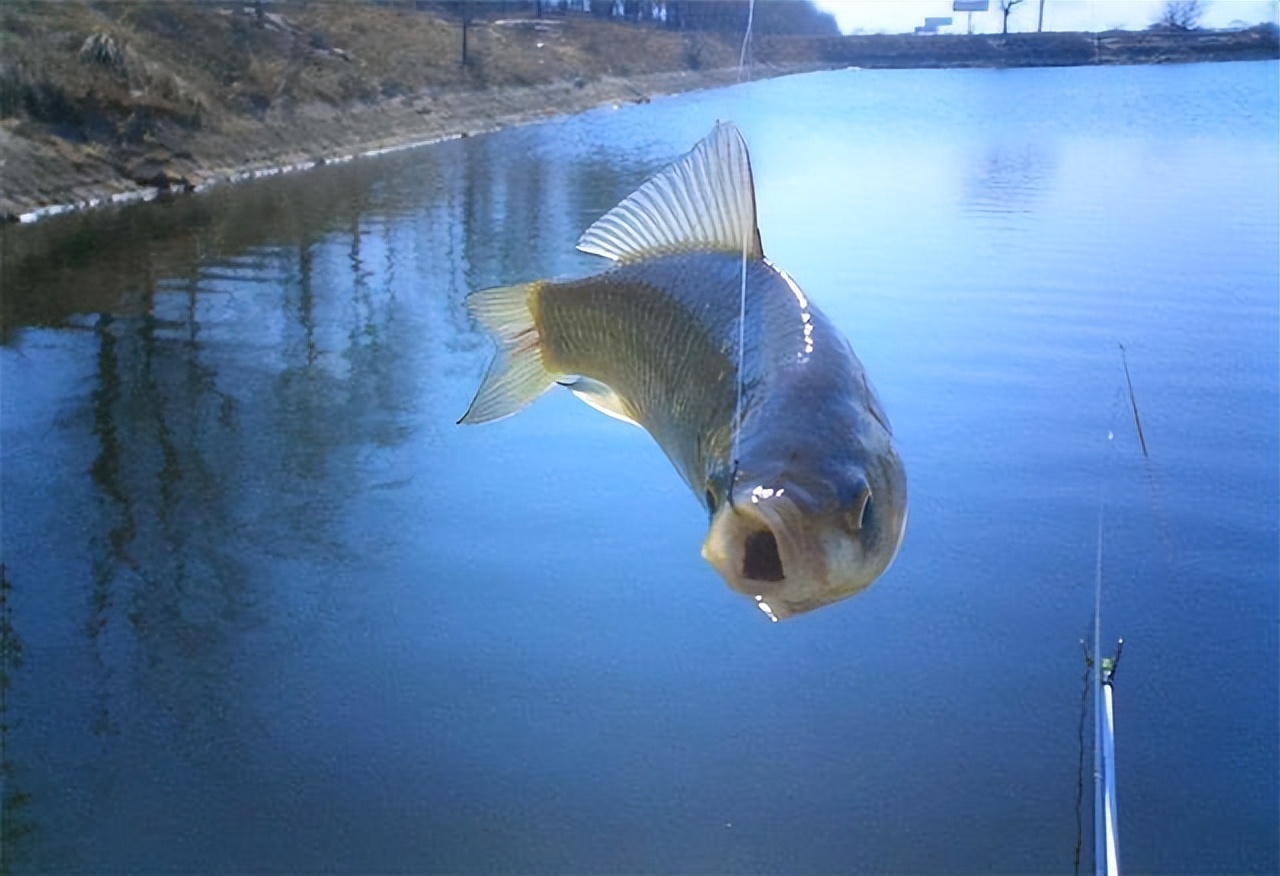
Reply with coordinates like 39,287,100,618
1118,343,1148,459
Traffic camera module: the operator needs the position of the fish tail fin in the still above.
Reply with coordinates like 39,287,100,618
458,282,557,425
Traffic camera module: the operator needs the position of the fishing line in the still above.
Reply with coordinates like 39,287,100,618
737,0,756,82
1078,344,1173,873
1091,428,1109,876
729,195,749,503
1082,360,1141,876
728,0,758,502
1070,377,1122,875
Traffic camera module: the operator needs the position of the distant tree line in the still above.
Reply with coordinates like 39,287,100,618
419,0,839,36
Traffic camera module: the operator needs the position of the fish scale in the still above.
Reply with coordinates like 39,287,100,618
536,253,815,488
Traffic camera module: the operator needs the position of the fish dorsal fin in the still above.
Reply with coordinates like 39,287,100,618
577,121,764,263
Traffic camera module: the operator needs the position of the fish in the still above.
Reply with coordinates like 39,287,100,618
459,121,907,620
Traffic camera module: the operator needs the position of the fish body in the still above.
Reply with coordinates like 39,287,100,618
461,123,907,619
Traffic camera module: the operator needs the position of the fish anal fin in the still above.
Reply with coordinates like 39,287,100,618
561,376,640,427
459,282,558,424
576,121,765,264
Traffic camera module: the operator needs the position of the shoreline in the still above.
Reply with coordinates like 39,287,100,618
2,64,821,226
3,3,1274,226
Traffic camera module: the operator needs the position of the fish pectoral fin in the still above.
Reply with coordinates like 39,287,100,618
459,282,558,424
560,377,640,427
576,121,765,264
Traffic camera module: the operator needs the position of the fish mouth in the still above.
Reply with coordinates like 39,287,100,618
742,528,785,582
701,492,814,619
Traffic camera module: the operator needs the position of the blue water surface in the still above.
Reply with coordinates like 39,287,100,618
1,60,1276,874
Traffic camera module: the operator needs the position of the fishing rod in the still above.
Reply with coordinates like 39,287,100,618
1089,490,1123,876
1095,636,1124,876
1090,344,1147,876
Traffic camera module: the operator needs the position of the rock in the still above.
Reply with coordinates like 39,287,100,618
126,155,193,191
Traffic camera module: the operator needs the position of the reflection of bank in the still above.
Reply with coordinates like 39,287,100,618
2,126,704,868
4,121,668,729
75,242,420,749
85,307,251,745
0,565,33,876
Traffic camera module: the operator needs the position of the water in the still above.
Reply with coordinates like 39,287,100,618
2,61,1276,874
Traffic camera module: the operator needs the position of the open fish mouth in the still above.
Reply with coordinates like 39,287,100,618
701,491,816,617
742,528,785,582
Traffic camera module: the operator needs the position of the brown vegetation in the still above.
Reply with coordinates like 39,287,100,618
1,2,776,220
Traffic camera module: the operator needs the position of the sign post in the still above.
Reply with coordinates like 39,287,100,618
953,0,990,34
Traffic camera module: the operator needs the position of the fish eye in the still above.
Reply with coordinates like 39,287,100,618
846,490,873,533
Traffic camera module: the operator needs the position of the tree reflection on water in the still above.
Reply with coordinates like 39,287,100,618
0,127,654,868
0,565,33,876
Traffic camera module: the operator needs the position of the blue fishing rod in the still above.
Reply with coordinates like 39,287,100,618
1095,635,1123,876
1091,345,1147,876
1090,429,1123,876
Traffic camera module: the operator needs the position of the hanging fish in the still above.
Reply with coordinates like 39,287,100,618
460,122,907,620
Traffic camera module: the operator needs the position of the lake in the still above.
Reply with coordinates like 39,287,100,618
1,60,1276,874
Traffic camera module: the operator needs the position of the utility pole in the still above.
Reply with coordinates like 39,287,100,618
1038,0,1045,32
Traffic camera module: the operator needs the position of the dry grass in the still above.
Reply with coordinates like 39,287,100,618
0,1,753,218
0,1,740,138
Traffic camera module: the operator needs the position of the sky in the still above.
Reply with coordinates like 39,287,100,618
810,0,1279,34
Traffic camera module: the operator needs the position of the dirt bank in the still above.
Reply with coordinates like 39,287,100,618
0,64,809,223
3,3,1275,223
1,2,817,222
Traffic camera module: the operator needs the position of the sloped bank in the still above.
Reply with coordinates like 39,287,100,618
1,65,811,224
1,1,787,224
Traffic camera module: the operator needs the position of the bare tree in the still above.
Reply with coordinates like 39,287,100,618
999,0,1024,34
1159,0,1205,31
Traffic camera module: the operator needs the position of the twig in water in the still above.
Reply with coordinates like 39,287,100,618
1118,343,1148,459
